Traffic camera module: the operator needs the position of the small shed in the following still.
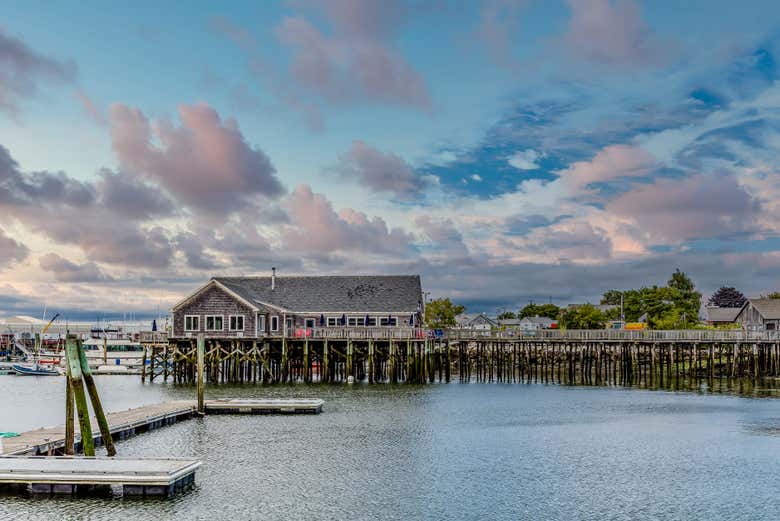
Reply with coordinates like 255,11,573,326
736,299,780,331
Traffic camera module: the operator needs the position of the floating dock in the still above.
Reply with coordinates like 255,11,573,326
0,456,200,496
2,398,323,456
205,398,323,414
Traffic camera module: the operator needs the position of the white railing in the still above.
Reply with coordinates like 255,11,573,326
443,329,780,342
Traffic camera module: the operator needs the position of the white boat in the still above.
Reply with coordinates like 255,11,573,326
78,337,145,371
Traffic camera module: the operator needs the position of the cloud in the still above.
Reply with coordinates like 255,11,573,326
414,215,470,259
282,184,415,254
563,0,674,69
607,172,761,243
39,252,113,282
474,0,527,69
0,227,28,267
109,102,284,213
558,144,656,192
174,232,222,270
74,89,105,125
275,0,431,110
330,140,427,199
508,149,543,170
0,28,77,116
95,169,174,220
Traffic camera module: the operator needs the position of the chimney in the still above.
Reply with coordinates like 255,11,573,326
271,267,276,290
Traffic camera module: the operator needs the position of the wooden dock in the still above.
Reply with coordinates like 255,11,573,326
0,456,200,496
2,399,324,456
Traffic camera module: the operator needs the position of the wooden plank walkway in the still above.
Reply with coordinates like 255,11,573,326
1,399,324,456
0,455,200,496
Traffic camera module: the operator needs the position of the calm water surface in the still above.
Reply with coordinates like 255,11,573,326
2,376,780,520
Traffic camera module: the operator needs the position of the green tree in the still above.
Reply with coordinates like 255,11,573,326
559,304,606,329
518,303,560,320
497,311,516,320
424,298,465,328
761,291,780,299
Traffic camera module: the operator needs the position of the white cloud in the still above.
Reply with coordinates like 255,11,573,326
470,174,483,181
508,149,543,170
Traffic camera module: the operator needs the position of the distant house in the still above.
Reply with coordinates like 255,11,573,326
456,313,496,331
518,316,556,331
171,273,423,338
735,299,780,331
497,318,522,328
705,307,741,326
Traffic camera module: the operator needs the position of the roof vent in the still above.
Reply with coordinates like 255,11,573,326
271,267,276,291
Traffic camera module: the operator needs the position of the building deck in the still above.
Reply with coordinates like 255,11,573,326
0,455,200,496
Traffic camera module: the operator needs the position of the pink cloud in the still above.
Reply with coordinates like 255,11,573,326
74,89,105,125
607,173,761,243
109,102,284,213
275,0,430,110
330,140,426,198
560,144,656,192
563,0,673,69
283,184,414,254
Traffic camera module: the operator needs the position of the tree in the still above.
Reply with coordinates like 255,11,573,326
600,290,622,306
708,286,746,308
518,303,560,320
761,292,780,299
425,298,465,328
559,304,606,329
497,311,516,320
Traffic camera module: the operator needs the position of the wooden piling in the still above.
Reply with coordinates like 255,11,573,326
64,335,94,456
197,335,205,416
77,338,116,457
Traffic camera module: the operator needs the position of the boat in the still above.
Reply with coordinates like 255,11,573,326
12,362,60,376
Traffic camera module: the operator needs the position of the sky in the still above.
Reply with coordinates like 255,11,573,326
1,0,780,321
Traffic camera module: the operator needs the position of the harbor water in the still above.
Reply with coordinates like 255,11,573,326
2,376,780,520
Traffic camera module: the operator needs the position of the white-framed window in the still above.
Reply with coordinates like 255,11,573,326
205,315,224,331
366,317,377,327
286,318,293,329
327,317,337,326
229,315,244,331
348,317,367,326
184,315,200,331
305,318,316,328
258,315,266,333
380,317,397,327
270,316,279,332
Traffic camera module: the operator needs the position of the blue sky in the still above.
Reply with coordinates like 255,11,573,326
1,0,780,319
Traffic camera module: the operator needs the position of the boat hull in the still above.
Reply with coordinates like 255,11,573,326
12,364,60,376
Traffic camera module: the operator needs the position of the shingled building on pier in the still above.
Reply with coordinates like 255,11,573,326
170,273,423,339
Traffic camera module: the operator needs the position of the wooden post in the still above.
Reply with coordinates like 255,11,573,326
323,340,329,383
303,338,310,383
102,336,107,366
141,345,147,382
281,336,288,383
197,335,205,416
368,339,374,384
77,338,116,457
346,340,353,380
64,369,75,455
65,335,94,456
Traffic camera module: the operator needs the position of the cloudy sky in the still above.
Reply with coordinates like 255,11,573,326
1,0,780,320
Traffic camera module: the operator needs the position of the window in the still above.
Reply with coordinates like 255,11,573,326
271,316,279,332
205,315,223,331
366,317,377,327
348,317,367,327
184,315,200,331
305,318,316,328
327,317,337,327
229,315,244,331
258,315,266,333
380,317,397,327
286,318,293,329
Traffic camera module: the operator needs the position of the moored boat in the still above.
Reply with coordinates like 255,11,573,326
12,362,60,376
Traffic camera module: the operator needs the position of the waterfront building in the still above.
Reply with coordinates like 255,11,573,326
705,307,742,326
735,299,780,331
455,313,497,331
170,272,423,339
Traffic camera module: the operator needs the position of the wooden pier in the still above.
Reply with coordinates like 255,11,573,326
147,329,780,386
0,456,200,497
2,399,324,456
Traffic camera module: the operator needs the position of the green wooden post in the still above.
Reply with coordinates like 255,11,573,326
77,338,116,456
65,335,93,456
197,335,205,415
64,369,75,455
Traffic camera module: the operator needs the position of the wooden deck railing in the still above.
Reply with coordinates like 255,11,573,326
166,327,780,342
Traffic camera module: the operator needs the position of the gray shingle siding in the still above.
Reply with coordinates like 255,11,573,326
173,284,256,338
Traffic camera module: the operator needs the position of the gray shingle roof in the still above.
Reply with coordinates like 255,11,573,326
747,299,780,320
214,275,422,313
706,307,741,322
